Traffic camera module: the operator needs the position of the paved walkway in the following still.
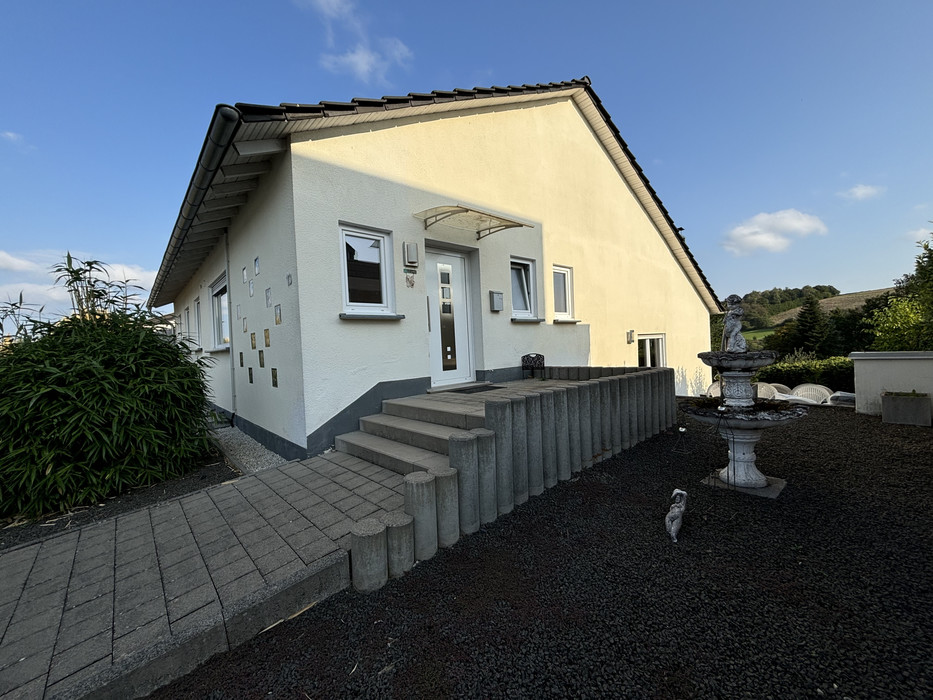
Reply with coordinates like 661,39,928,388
0,452,405,700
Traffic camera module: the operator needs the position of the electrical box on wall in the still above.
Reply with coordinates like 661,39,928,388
404,242,419,267
489,291,504,312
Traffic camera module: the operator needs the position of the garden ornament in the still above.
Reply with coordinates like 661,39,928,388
665,489,687,543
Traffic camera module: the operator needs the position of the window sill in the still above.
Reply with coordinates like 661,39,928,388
339,313,406,321
511,317,545,324
553,318,581,324
205,346,230,353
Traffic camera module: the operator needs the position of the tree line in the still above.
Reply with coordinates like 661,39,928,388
712,233,933,357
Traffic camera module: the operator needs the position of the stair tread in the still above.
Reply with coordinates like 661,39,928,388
360,413,469,437
335,430,449,472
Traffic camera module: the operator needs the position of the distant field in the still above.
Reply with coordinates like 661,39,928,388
742,327,776,340
769,288,893,326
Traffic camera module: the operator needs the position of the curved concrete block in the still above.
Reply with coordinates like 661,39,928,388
428,464,460,547
404,471,437,561
471,427,498,525
350,518,387,593
379,510,413,579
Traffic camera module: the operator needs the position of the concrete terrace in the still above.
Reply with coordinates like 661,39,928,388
0,373,673,699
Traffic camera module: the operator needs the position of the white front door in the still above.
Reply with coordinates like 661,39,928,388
426,250,474,386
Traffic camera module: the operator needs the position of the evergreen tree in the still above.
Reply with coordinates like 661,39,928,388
793,295,830,356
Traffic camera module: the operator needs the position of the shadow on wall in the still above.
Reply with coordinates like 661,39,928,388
675,366,709,397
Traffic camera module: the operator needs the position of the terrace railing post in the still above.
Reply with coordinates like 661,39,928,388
566,383,583,473
510,394,530,505
524,392,544,497
404,471,438,561
484,398,514,515
553,386,572,481
471,427,498,525
448,433,478,536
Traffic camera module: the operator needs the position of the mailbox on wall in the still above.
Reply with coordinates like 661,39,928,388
489,291,504,312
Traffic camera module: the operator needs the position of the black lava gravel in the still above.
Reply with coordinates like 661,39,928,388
144,405,928,698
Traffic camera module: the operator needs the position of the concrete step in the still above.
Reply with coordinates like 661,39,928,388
359,413,463,455
382,396,487,430
334,430,449,476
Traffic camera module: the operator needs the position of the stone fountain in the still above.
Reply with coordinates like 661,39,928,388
685,295,807,496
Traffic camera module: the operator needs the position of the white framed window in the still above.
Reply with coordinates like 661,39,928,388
194,298,202,348
638,334,666,368
340,224,395,315
183,306,191,341
210,274,230,349
510,258,536,318
552,265,574,320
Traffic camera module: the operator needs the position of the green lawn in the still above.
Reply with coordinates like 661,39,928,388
742,327,776,340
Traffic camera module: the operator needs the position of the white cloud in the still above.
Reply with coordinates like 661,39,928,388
722,209,828,256
0,251,40,272
1,131,24,144
838,184,885,201
297,0,411,84
906,227,931,242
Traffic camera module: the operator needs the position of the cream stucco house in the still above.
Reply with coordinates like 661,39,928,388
148,78,720,459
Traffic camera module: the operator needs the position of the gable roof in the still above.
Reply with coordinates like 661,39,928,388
148,77,720,312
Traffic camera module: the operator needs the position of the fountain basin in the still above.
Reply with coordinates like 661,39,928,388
684,401,807,488
698,350,777,372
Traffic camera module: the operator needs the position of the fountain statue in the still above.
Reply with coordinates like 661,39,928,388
685,295,807,494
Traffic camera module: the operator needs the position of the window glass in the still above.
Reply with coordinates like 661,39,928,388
211,276,230,347
341,225,394,314
510,260,534,316
637,335,666,367
552,265,573,319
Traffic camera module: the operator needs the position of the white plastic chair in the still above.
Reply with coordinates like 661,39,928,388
706,382,721,397
753,382,777,399
791,383,833,404
770,383,792,395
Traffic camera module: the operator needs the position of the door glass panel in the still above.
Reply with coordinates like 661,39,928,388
553,271,567,314
438,263,457,370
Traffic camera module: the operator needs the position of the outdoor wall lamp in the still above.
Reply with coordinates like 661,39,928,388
626,330,635,344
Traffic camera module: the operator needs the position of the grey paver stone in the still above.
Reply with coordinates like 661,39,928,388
209,557,257,588
332,494,366,513
46,630,110,685
297,538,340,565
377,493,405,512
167,583,217,623
0,624,57,669
205,546,250,572
170,600,222,637
113,598,165,637
0,675,45,700
112,615,169,662
0,649,51,696
263,558,305,585
216,571,265,608
352,481,381,498
44,654,112,699
345,502,381,521
322,520,352,541
54,607,112,655
253,547,297,576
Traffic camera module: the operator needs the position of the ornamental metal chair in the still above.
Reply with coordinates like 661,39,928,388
521,353,545,379
791,383,833,404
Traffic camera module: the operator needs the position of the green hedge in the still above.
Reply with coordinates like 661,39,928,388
755,356,854,393
0,312,212,519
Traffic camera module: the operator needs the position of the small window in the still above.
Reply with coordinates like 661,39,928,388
183,306,191,341
510,258,536,318
341,225,395,314
638,334,666,368
210,275,230,349
194,298,201,347
552,265,573,320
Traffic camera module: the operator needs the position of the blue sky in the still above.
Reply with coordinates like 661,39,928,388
2,0,931,326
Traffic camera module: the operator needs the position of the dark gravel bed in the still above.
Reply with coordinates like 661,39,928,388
149,405,932,699
0,453,239,551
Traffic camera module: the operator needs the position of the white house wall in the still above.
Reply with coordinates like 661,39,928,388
224,151,306,452
173,242,234,413
290,95,711,414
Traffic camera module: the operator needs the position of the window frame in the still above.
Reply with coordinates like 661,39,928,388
339,223,396,316
194,298,202,349
210,274,230,350
510,257,536,319
552,264,574,321
637,334,666,368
